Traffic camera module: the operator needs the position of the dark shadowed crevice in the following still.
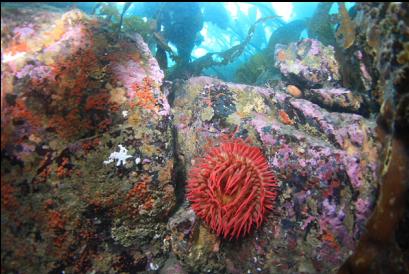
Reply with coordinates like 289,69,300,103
170,124,188,214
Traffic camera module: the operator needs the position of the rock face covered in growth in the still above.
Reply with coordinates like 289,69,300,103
275,38,340,88
1,8,174,273
337,3,409,273
171,76,379,273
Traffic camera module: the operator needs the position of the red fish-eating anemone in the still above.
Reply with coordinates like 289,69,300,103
187,139,278,239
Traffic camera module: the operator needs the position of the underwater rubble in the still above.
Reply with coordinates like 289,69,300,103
1,3,408,274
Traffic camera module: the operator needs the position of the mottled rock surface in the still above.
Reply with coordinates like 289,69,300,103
338,3,409,273
304,87,364,114
275,38,340,88
171,76,379,273
1,8,174,273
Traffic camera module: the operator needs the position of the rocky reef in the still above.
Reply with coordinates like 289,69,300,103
275,38,340,88
1,8,174,273
1,3,408,274
170,76,379,273
337,3,409,273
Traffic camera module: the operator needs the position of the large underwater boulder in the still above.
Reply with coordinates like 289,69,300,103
1,8,174,273
170,76,379,273
275,38,340,88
